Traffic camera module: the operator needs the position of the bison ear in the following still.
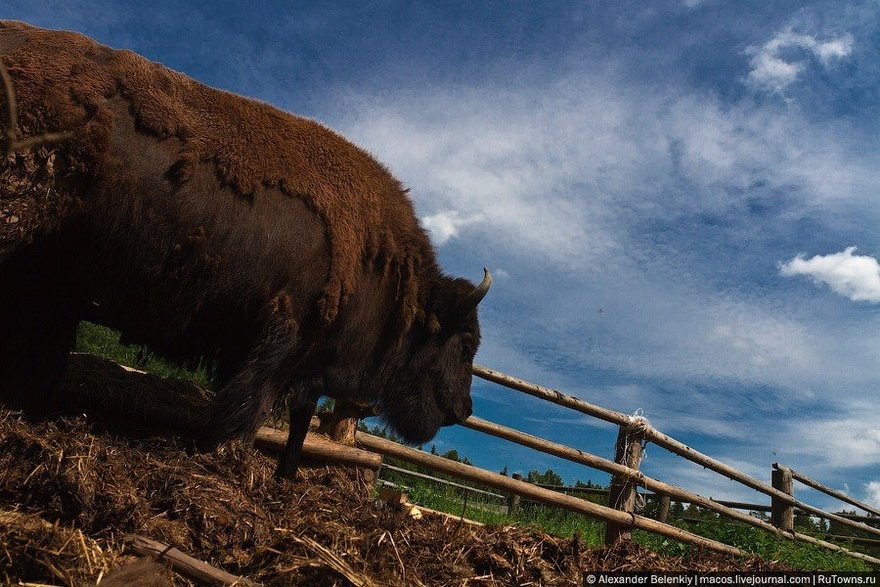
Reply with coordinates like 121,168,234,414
458,268,492,315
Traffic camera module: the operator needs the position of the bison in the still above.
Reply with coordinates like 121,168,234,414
0,21,490,478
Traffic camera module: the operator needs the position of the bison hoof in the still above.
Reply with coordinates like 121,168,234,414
274,457,300,480
194,433,223,453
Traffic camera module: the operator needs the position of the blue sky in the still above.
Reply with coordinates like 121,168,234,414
8,1,880,512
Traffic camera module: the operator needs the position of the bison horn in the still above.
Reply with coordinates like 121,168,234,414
460,268,492,313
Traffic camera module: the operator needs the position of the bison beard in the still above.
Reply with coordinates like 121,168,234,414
0,21,490,479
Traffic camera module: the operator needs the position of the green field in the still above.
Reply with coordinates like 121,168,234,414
74,321,878,572
374,455,877,571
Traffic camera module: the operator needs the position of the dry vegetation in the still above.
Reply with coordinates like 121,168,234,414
0,403,786,586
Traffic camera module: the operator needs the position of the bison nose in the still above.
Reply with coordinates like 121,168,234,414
443,396,473,426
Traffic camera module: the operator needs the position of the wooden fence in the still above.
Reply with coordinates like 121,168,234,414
258,363,880,567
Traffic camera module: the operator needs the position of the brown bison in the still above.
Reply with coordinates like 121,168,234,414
0,21,490,478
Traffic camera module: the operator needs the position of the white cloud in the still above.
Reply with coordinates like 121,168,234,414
746,30,854,93
779,247,880,303
421,210,484,245
336,70,880,399
341,73,879,277
866,481,880,508
784,412,880,468
337,59,880,486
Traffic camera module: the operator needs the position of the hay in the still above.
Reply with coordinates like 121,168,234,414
0,408,786,586
0,508,123,585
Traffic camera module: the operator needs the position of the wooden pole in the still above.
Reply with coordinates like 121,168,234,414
779,463,880,518
254,427,382,471
508,473,523,515
317,400,378,445
125,534,260,587
771,466,794,532
533,484,611,497
658,495,671,523
790,531,880,567
459,415,880,564
836,512,880,524
473,364,631,427
821,534,880,547
472,365,880,537
381,463,505,499
712,500,771,512
605,423,645,544
355,432,742,557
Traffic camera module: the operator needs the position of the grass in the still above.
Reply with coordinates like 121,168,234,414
74,321,214,388
72,320,878,572
388,480,606,546
380,471,877,571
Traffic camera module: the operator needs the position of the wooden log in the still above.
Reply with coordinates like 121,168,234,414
836,512,880,525
639,426,880,539
317,400,379,445
254,427,382,471
327,414,357,445
534,483,611,497
771,467,794,531
508,473,523,515
472,366,880,538
658,495,671,523
60,353,213,436
100,560,174,587
381,463,505,499
778,463,880,518
410,503,485,526
459,415,880,565
791,531,880,567
125,534,260,587
713,500,771,512
472,364,631,427
821,534,880,547
378,487,409,506
355,432,743,557
605,423,645,544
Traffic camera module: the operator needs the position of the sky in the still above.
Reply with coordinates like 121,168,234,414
6,1,879,513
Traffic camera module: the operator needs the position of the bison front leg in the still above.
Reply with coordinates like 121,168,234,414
198,318,302,451
275,378,322,480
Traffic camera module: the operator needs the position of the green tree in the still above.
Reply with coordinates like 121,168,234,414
527,468,563,486
442,449,460,462
670,500,685,519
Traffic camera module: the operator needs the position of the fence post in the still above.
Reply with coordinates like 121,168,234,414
771,464,794,532
604,421,645,544
318,399,379,445
508,473,523,514
658,495,671,523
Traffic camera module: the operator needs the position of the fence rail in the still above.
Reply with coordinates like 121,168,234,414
356,431,743,556
295,364,880,567
52,353,880,569
472,365,880,545
380,463,506,500
776,463,880,518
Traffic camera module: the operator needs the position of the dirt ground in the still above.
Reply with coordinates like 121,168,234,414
0,405,788,587
0,355,787,585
